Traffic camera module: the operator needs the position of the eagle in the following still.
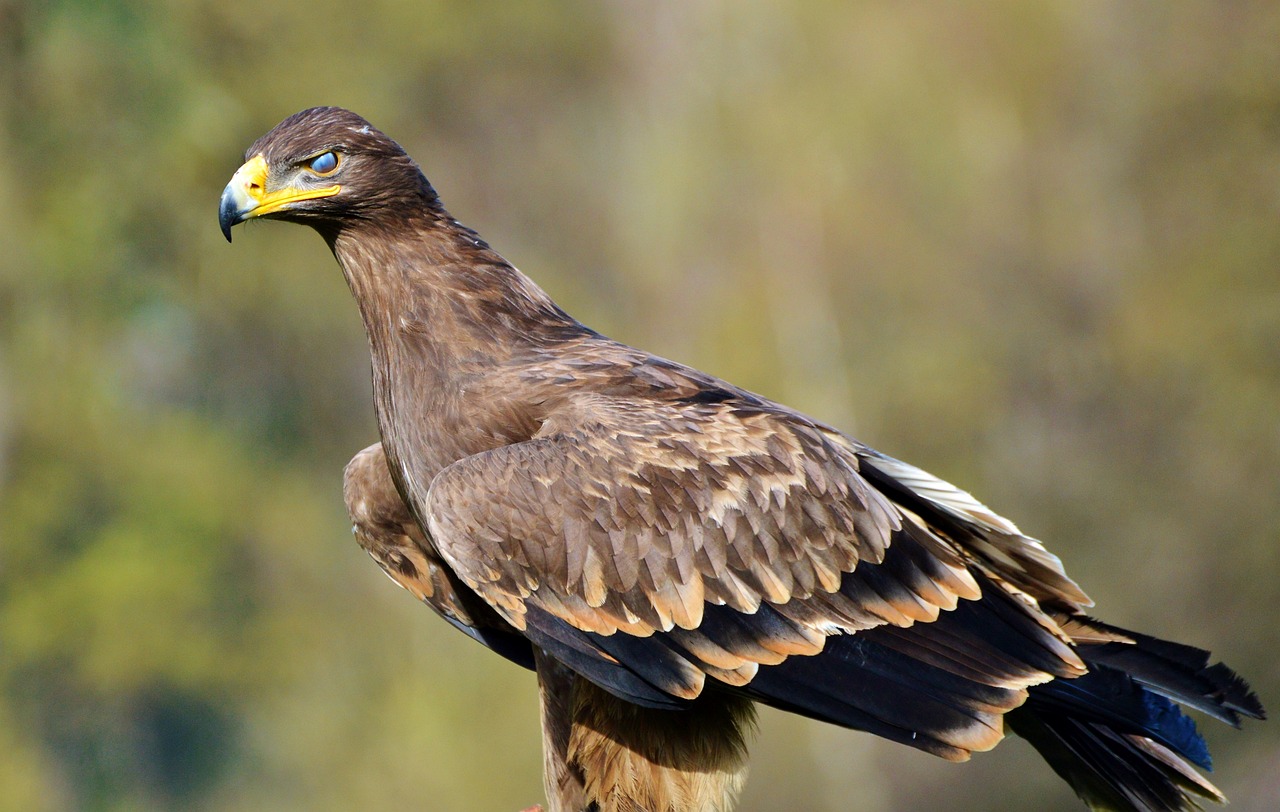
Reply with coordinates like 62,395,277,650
219,107,1263,812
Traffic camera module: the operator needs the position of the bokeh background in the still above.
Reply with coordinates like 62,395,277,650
2,1,1278,810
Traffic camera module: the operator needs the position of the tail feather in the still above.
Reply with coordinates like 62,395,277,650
1007,708,1224,812
1066,616,1265,726
1011,620,1265,811
1024,666,1211,769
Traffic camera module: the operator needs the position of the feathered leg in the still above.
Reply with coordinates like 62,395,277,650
536,648,755,812
537,650,591,812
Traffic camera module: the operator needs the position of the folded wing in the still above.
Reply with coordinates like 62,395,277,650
423,394,1087,759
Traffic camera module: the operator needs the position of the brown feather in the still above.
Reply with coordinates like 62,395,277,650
563,664,754,812
345,443,485,627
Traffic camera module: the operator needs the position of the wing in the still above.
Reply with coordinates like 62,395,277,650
423,394,1087,760
343,442,534,670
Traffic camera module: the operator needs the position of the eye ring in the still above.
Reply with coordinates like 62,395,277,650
308,151,339,175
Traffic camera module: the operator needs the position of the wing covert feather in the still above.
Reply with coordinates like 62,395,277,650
423,393,1063,664
424,395,914,638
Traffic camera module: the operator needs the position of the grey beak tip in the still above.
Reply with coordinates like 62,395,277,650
218,185,238,243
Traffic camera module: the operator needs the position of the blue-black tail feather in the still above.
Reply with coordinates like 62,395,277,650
1009,618,1264,811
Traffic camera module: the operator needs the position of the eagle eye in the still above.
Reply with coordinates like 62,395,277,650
308,151,339,175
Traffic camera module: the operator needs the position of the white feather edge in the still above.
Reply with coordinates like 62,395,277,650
858,451,1093,607
858,452,1023,535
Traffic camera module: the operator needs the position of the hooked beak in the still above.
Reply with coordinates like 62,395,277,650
219,154,340,242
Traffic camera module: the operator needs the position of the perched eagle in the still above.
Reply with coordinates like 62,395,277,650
220,107,1262,812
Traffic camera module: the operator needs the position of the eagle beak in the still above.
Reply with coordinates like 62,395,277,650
219,154,340,242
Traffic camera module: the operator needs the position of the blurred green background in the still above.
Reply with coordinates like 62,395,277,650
2,1,1278,810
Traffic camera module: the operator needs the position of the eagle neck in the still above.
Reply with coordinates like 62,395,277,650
327,216,583,475
334,215,579,341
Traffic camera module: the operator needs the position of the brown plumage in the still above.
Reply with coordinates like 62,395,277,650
220,107,1263,812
